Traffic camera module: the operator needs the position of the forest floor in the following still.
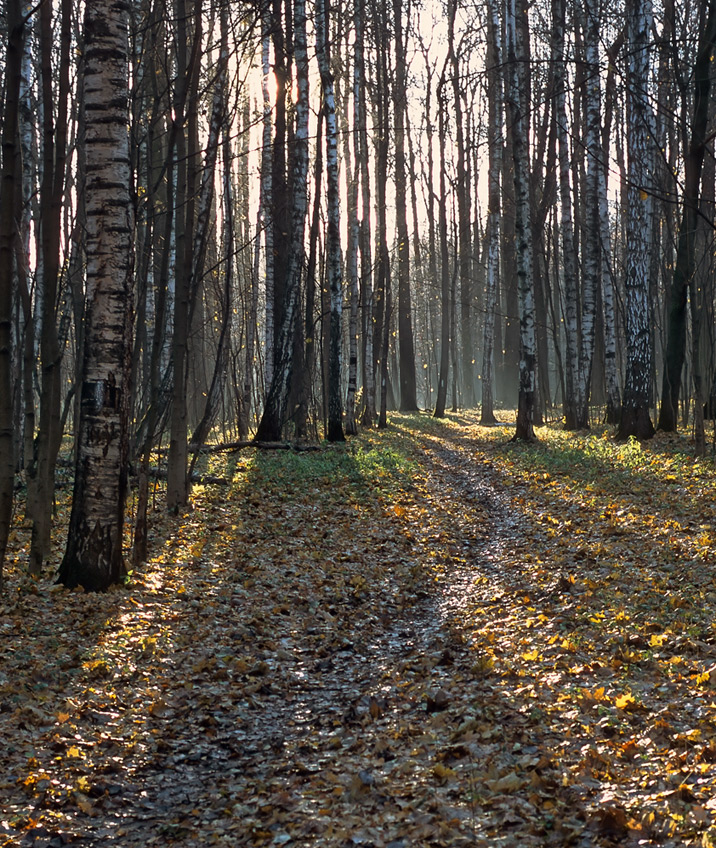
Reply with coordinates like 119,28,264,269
2,410,716,847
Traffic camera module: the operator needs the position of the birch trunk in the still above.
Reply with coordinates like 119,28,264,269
481,0,501,425
357,0,376,427
434,77,451,419
552,0,579,429
506,0,537,441
618,0,655,440
260,7,275,391
316,0,345,442
576,0,601,429
344,0,362,436
59,0,132,590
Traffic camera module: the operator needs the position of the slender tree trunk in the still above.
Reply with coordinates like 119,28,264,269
188,3,231,460
576,0,601,428
507,0,537,441
260,5,275,392
447,0,475,408
0,0,24,589
393,0,418,412
59,0,133,591
357,0,375,427
28,0,71,573
658,0,716,432
618,0,655,440
434,78,451,419
316,0,345,442
255,0,310,442
345,1,362,436
552,0,579,429
166,0,200,510
481,0,501,425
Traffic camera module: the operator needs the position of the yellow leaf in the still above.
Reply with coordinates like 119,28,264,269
522,649,540,661
67,746,83,759
615,693,636,710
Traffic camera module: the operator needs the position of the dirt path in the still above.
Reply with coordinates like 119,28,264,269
3,418,690,847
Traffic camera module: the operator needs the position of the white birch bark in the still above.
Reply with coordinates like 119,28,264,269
356,0,376,427
576,0,600,428
481,0,502,425
260,8,274,392
552,0,579,429
344,0,362,436
618,0,655,439
506,0,536,440
316,0,344,442
59,0,133,590
599,155,621,422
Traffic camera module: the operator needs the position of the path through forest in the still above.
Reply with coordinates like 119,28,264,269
2,413,716,847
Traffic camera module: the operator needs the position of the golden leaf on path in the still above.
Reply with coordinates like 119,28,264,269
615,693,636,711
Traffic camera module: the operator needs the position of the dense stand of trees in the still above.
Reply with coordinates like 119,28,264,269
0,0,716,588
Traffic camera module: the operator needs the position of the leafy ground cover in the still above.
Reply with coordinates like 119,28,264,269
2,410,716,846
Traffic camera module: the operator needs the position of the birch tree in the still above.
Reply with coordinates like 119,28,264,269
59,0,133,590
552,0,580,429
575,0,600,428
617,0,655,440
316,0,345,442
506,0,537,440
480,0,501,425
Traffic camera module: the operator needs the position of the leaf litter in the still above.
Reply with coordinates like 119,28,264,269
2,411,716,846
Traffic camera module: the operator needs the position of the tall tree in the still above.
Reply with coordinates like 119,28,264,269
255,0,310,442
316,0,345,441
28,0,72,573
552,0,580,429
658,0,716,432
0,0,25,589
506,0,537,440
618,0,655,440
59,0,133,590
447,0,475,408
434,72,451,419
481,0,502,425
393,0,418,411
